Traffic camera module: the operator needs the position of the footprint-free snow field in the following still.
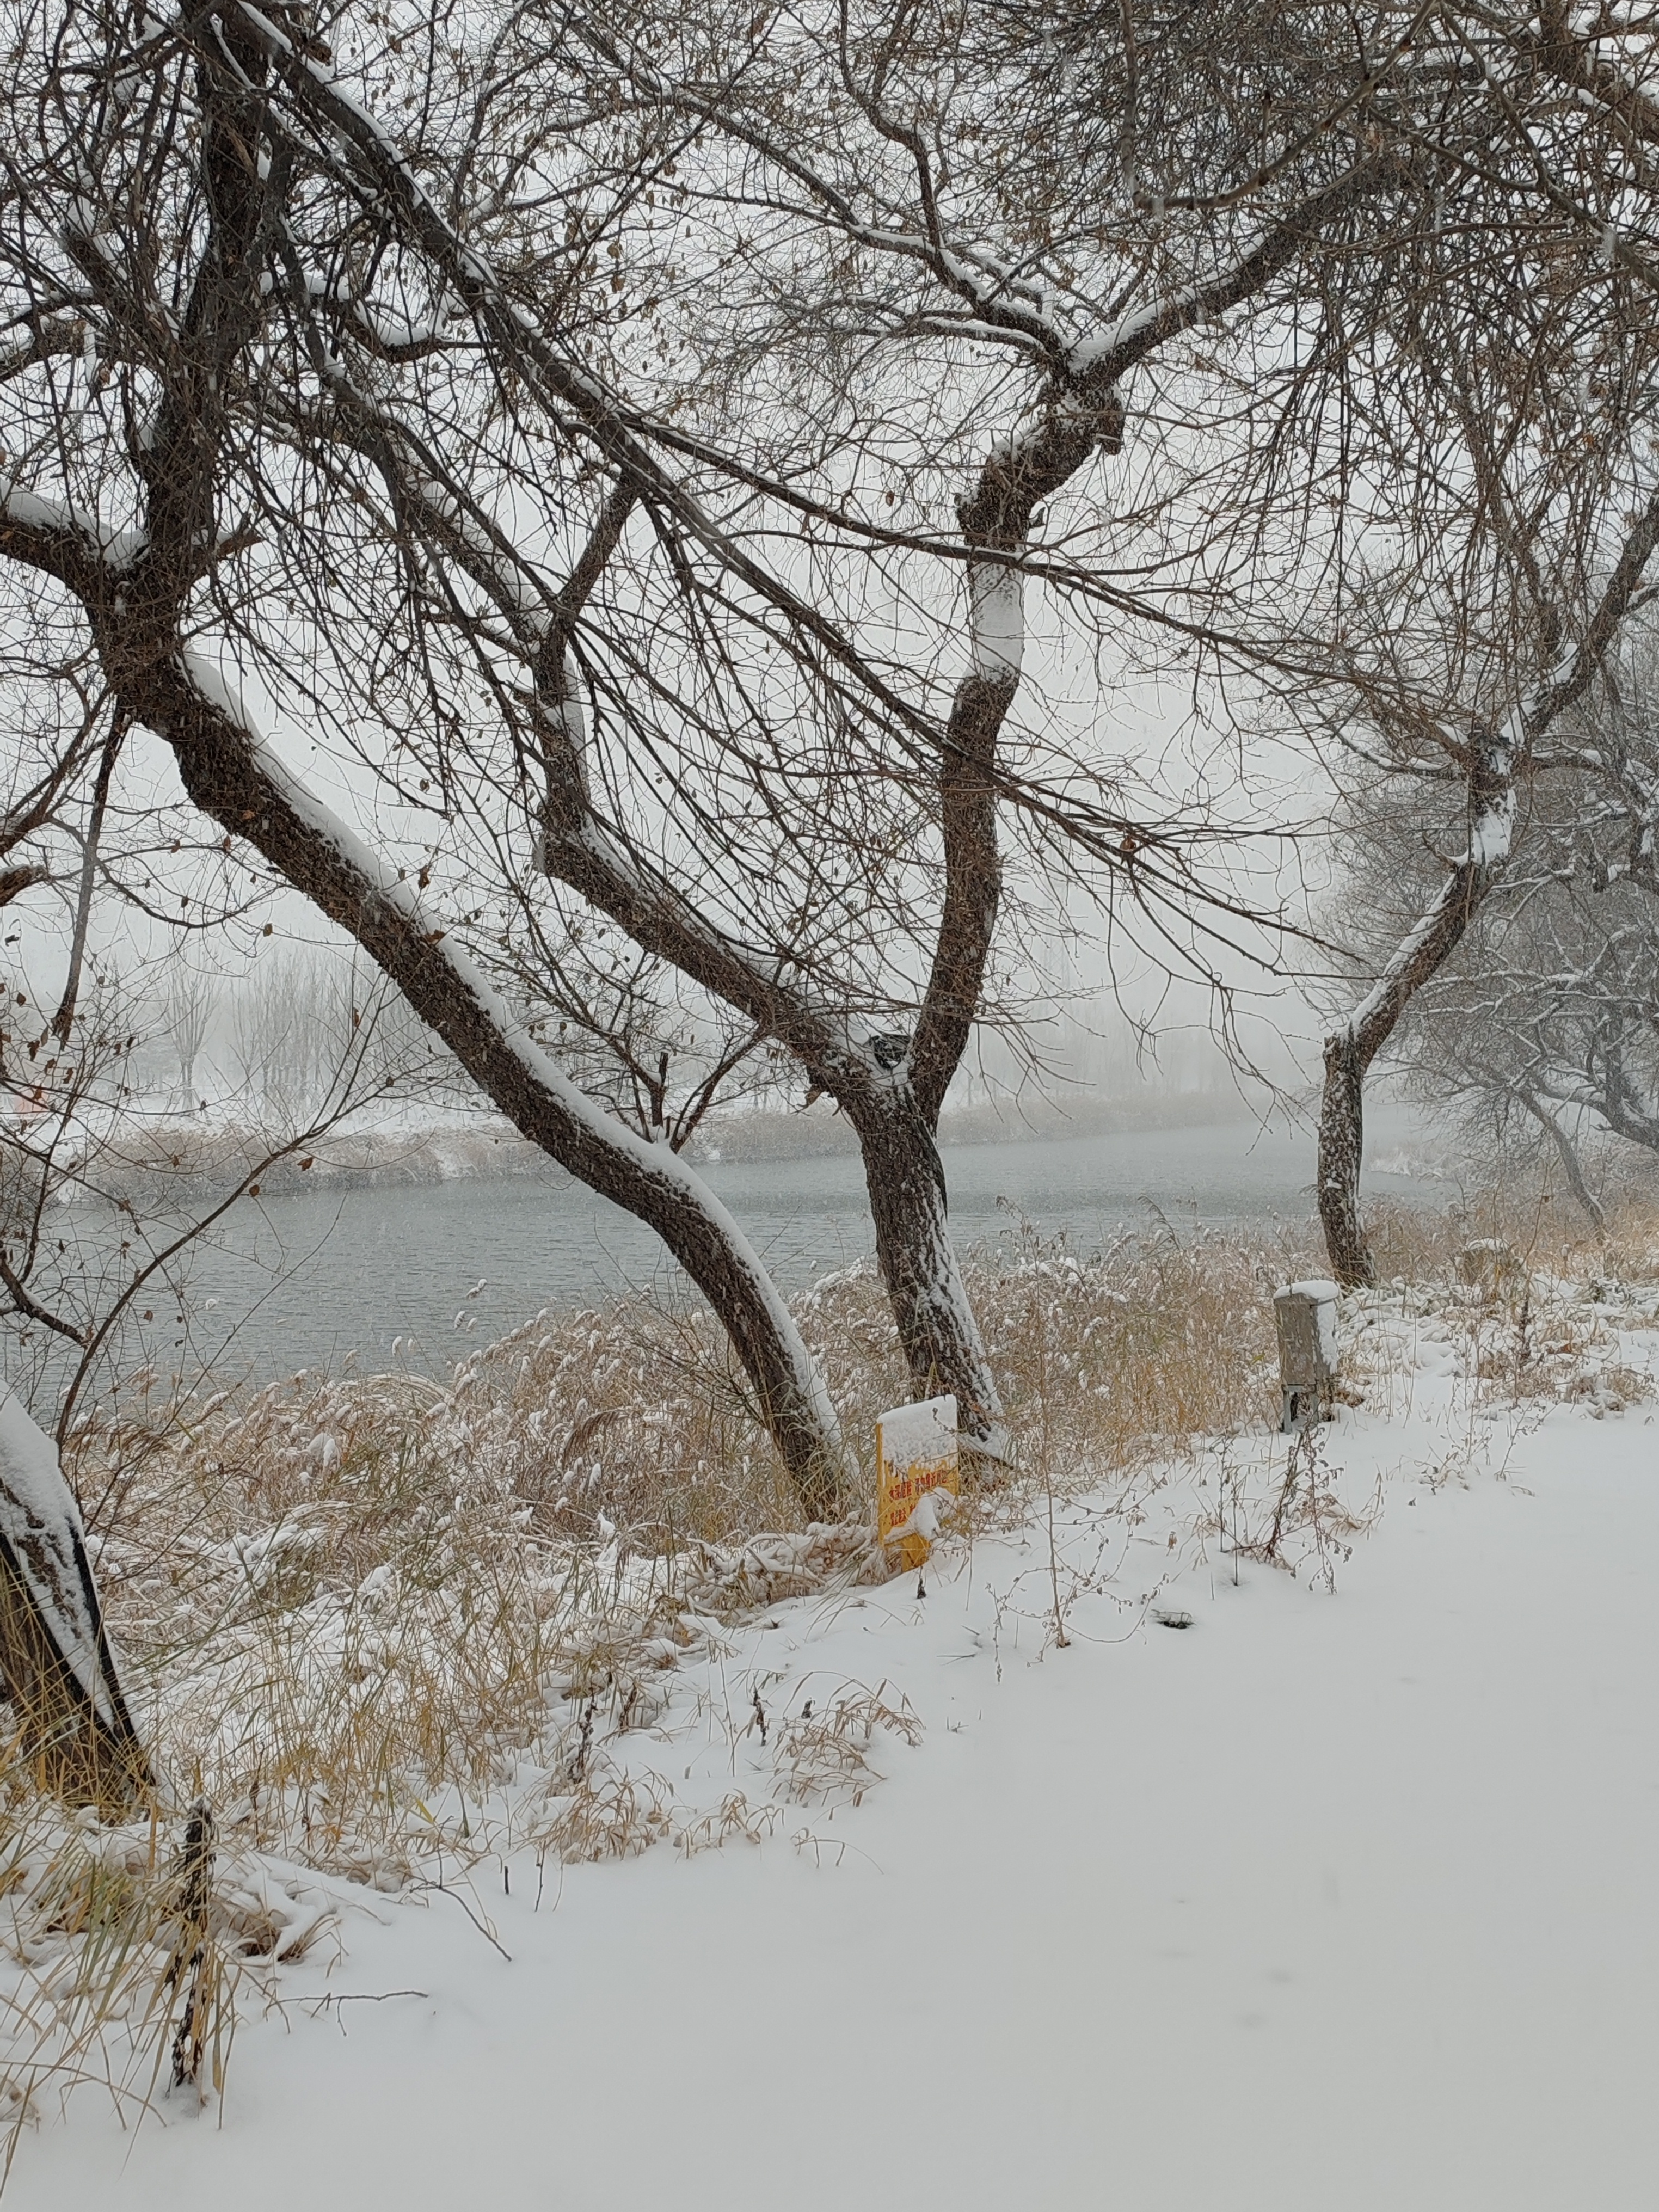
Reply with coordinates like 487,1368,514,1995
10,1369,1655,2211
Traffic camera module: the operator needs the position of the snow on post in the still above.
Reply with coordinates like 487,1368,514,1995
0,1393,148,1808
1274,1282,1339,1434
877,1395,958,1574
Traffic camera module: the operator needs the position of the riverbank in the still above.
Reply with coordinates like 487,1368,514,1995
2,1201,1655,2203
43,1084,1294,1205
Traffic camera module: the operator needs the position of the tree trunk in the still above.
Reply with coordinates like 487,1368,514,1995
0,1394,149,1812
1316,867,1496,1291
1316,484,1659,1282
1521,1092,1606,1233
1318,715,1528,1286
846,1089,1009,1457
1318,1029,1374,1287
0,1543,146,1810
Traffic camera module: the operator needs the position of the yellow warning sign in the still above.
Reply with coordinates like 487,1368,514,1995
876,1394,959,1573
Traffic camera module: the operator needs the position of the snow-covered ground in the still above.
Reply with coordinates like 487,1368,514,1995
9,1326,1656,2209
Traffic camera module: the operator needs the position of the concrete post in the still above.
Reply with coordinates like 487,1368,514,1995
1274,1280,1339,1433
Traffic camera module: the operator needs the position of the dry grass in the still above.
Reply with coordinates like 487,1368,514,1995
0,1773,248,2178
1357,1184,1659,1291
79,1196,1659,1873
1,1191,1655,2155
35,1221,1306,1883
776,1686,924,1808
1334,1191,1659,1419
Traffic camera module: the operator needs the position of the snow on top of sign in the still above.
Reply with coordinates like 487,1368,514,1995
1278,1279,1340,1305
878,1395,957,1464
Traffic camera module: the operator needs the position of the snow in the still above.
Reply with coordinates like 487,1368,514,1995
8,1328,1658,2207
967,558,1024,680
1070,272,1206,371
1466,791,1516,868
1342,889,1453,1039
0,479,146,569
875,1392,956,1467
888,1480,954,1547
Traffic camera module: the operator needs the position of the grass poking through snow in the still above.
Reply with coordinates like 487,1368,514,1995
2,1194,1656,2154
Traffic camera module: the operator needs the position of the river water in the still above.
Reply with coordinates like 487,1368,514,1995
46,1107,1440,1389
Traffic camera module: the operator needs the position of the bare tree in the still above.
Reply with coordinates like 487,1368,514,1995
1273,8,1659,1283
144,0,1429,1456
9,1,1654,1474
1312,499,1659,1282
1372,623,1659,1228
163,966,218,1110
386,0,1659,1399
0,1,855,1513
520,15,1405,1450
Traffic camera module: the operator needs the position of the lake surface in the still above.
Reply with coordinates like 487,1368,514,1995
41,1107,1443,1390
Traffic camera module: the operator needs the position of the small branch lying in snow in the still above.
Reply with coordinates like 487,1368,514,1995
409,1879,512,1962
303,1990,431,2035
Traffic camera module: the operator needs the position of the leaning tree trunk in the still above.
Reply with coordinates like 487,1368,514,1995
0,20,855,1533
0,1393,148,1811
169,705,854,1520
0,545,855,1519
138,656,855,1522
